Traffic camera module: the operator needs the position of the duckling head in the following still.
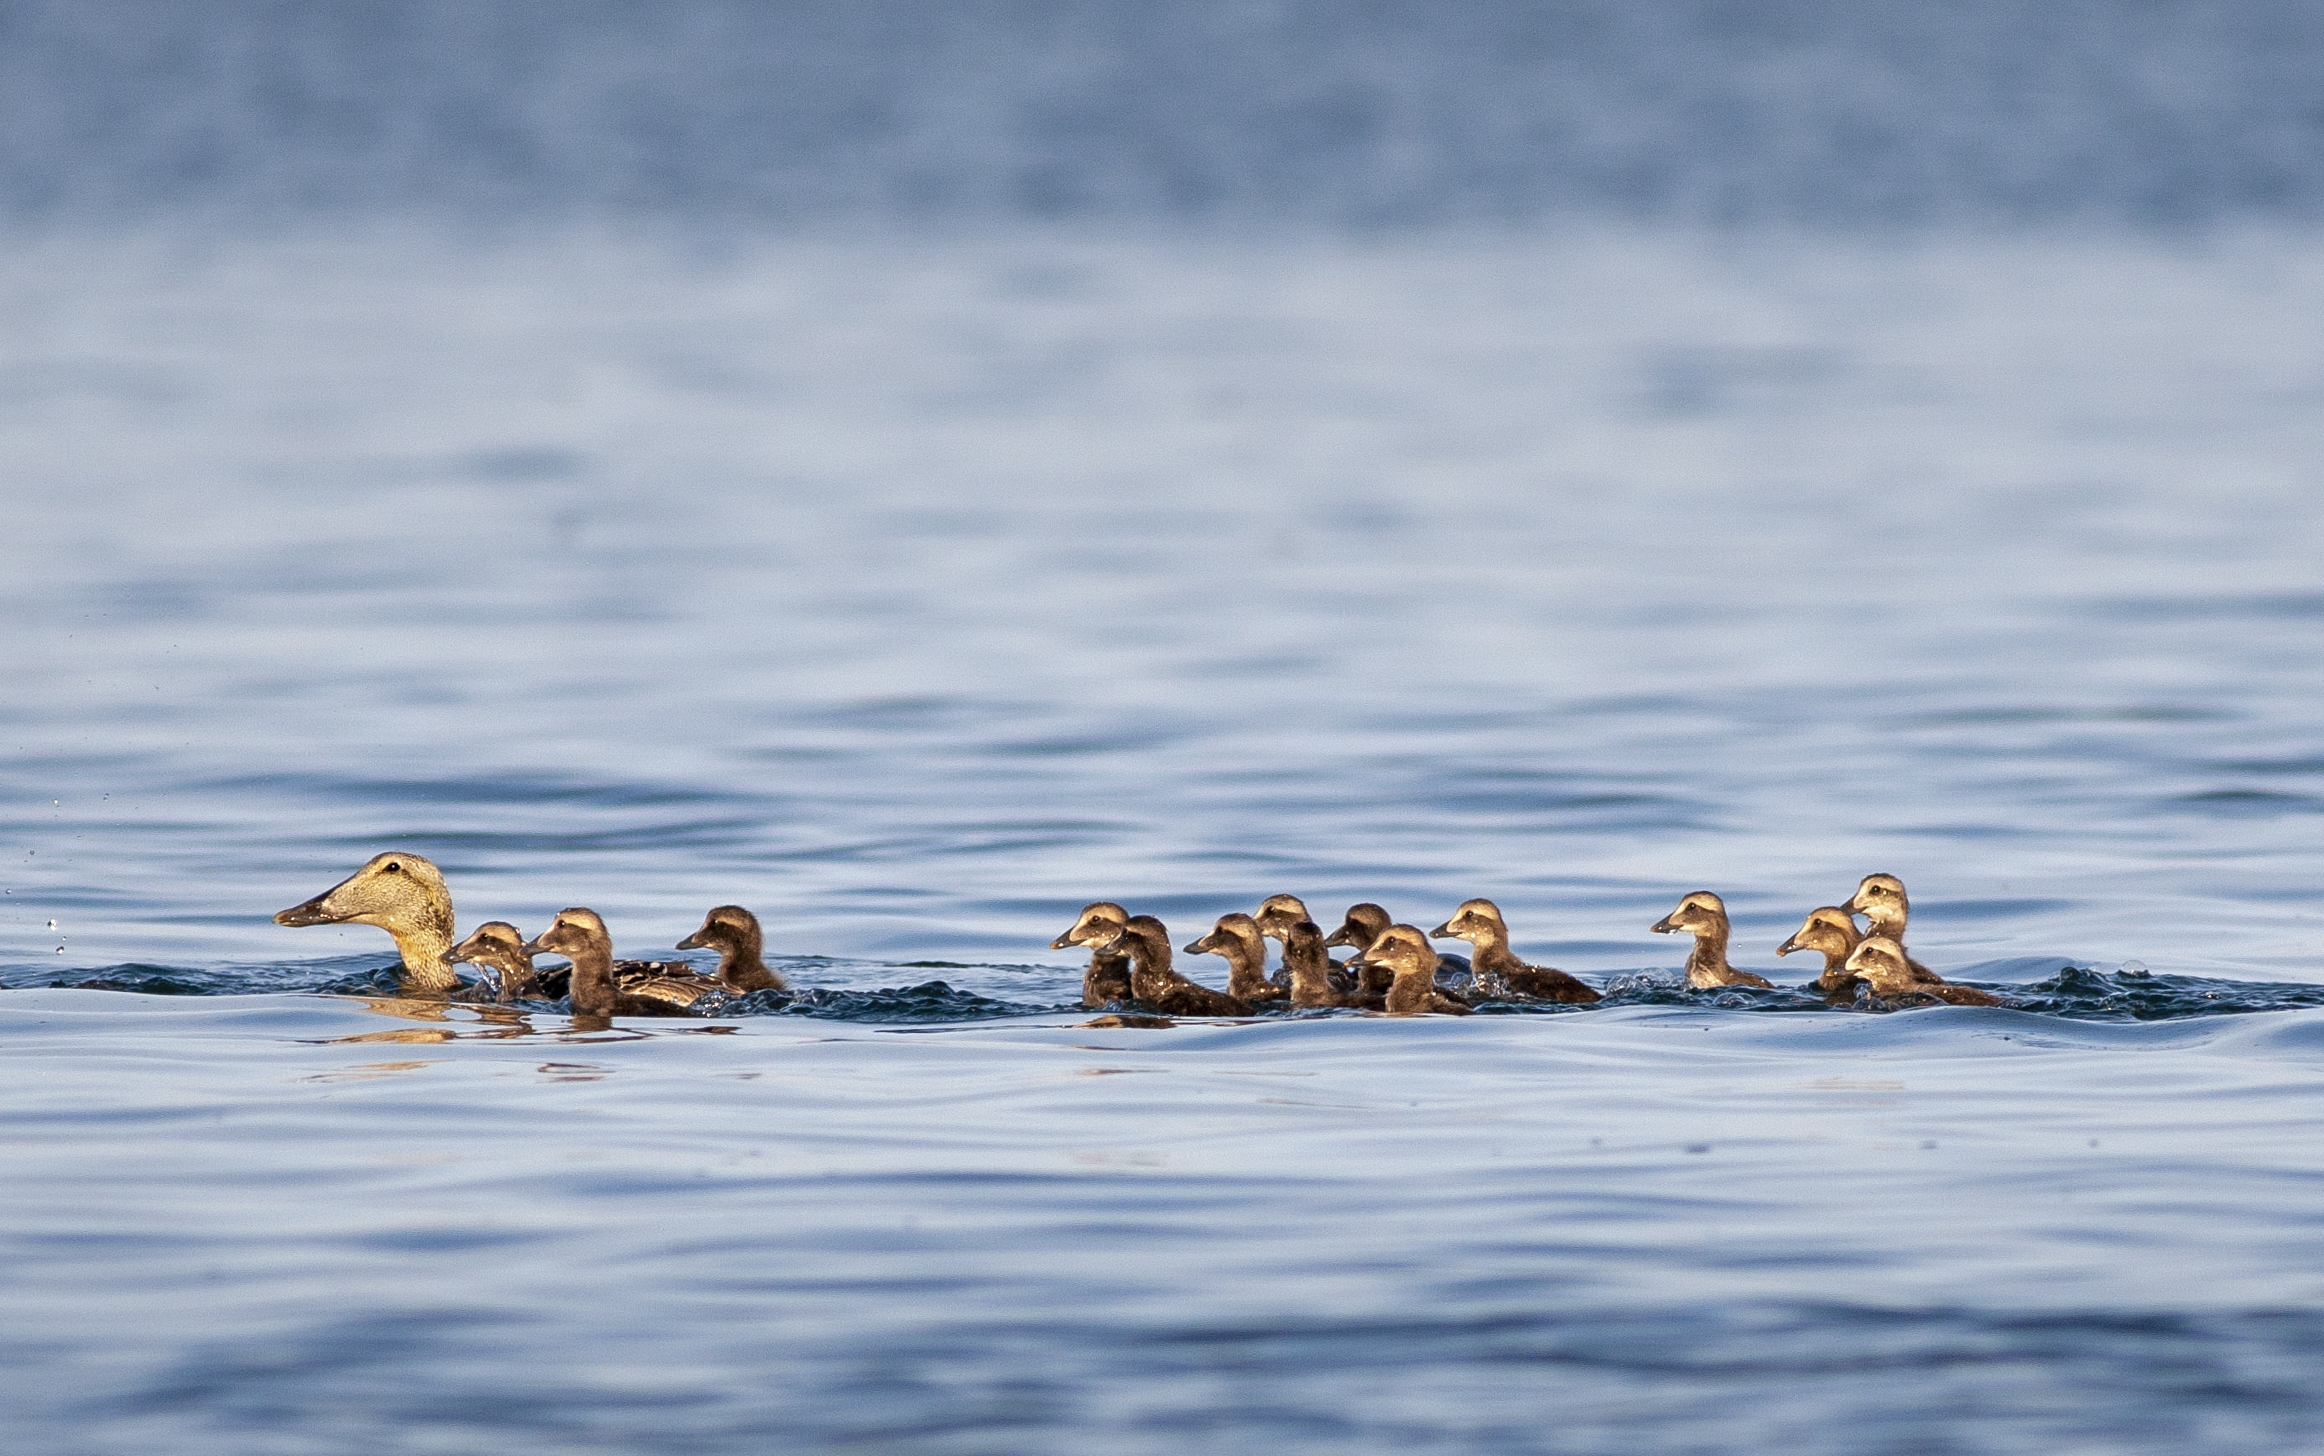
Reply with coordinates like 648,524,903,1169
1847,874,1909,926
1843,935,1914,990
1776,906,1859,958
1184,912,1266,960
523,908,611,961
1252,894,1312,940
1110,915,1170,955
442,920,533,974
274,852,454,949
1323,902,1393,950
1651,891,1727,936
1428,898,1506,944
678,904,762,955
1051,902,1129,950
1348,923,1438,978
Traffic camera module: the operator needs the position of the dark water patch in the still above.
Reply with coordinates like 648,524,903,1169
2005,965,2324,1022
2094,592,2324,623
2169,789,2324,816
731,980,1057,1023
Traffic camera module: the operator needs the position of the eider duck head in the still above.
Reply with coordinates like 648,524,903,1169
1847,874,1910,932
274,851,456,983
1347,923,1438,979
1183,912,1267,963
678,904,762,958
1428,898,1508,946
1651,891,1728,937
1051,902,1129,950
1252,894,1312,941
1842,935,1916,993
1106,915,1170,958
522,907,612,962
1323,902,1393,950
442,920,533,977
1776,906,1860,959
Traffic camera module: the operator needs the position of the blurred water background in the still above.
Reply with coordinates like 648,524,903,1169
7,4,2324,1453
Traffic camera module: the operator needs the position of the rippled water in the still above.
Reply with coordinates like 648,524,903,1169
7,228,2324,1451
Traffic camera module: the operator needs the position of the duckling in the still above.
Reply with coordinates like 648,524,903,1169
1775,906,1863,995
1097,915,1251,1017
1321,902,1398,997
522,908,697,1019
1431,899,1601,1003
1347,925,1473,1015
1181,914,1290,1002
1650,892,1774,989
1845,935,2006,1007
442,921,542,1002
1250,893,1315,988
1846,874,1940,980
676,905,787,993
1051,901,1135,1007
275,852,461,992
1282,918,1367,1008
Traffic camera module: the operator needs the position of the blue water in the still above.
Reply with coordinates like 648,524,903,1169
6,227,2324,1453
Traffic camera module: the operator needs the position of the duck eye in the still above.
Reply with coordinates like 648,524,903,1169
383,862,401,873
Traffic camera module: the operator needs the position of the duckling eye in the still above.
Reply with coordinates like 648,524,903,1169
383,862,401,874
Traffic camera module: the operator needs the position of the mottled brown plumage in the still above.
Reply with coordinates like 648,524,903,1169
523,908,697,1019
1846,935,2006,1006
1097,915,1251,1017
1650,891,1774,990
1348,924,1473,1015
676,905,786,993
1432,899,1601,1002
1776,906,1863,995
1051,901,1135,1007
1182,913,1290,1001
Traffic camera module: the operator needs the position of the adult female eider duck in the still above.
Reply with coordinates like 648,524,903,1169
1347,925,1473,1015
1845,935,2006,1006
1775,906,1863,995
523,908,698,1019
1182,914,1290,1002
1051,902,1135,1007
442,921,544,1002
1096,915,1251,1017
1650,892,1773,989
676,905,787,993
1431,899,1600,1003
275,852,463,992
1845,874,1939,980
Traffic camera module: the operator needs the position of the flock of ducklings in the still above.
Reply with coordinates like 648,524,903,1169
274,851,2005,1018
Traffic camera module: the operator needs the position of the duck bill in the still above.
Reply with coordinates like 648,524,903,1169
1321,925,1355,948
1179,938,1209,956
675,930,708,951
1426,922,1454,939
518,938,551,958
1774,937,1799,956
1650,916,1677,934
1048,932,1078,950
273,889,346,927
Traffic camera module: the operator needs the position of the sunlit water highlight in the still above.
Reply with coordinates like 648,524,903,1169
6,228,2324,1451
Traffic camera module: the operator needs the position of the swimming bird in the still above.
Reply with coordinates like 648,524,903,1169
1845,874,1940,979
676,905,787,993
1347,925,1474,1015
1650,892,1774,989
442,921,543,1002
1281,917,1367,1008
1845,935,2005,1006
1181,914,1290,1002
1775,906,1864,995
522,908,697,1019
275,852,461,992
1051,902,1135,1007
1095,915,1251,1017
1432,899,1601,1002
